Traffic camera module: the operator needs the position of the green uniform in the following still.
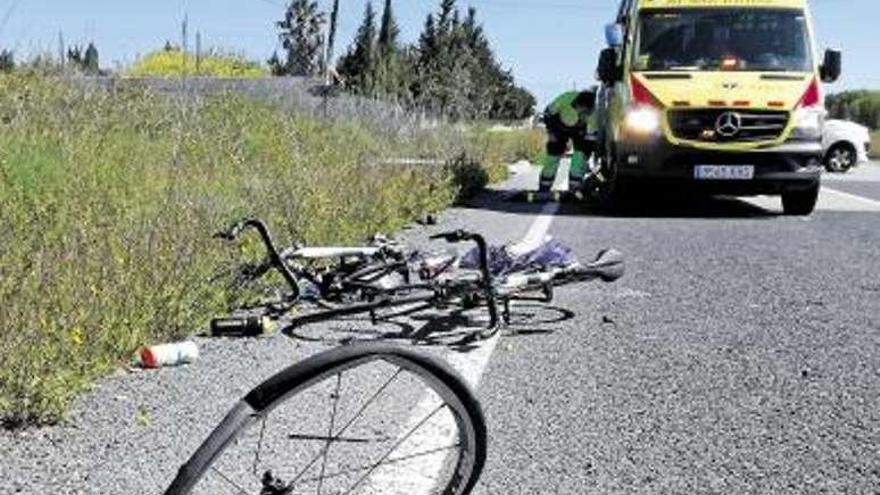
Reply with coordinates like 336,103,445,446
539,91,597,193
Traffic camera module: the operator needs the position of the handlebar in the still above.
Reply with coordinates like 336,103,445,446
430,230,499,331
215,218,301,301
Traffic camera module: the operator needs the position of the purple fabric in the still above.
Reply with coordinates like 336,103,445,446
460,239,577,275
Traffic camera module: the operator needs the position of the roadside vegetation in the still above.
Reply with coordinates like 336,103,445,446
827,90,880,130
0,72,538,428
127,47,267,78
273,0,536,121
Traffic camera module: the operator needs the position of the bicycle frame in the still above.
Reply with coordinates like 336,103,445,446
217,218,624,341
217,219,502,337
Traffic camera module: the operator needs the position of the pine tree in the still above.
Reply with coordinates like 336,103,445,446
277,0,326,77
83,43,99,75
332,0,536,120
377,0,400,53
372,0,405,99
437,0,456,37
418,14,438,64
325,0,340,71
337,2,377,95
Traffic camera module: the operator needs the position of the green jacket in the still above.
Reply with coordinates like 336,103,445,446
546,91,596,131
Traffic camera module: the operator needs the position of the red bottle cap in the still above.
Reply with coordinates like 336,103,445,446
140,347,158,368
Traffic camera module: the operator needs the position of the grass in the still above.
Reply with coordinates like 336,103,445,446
871,131,879,160
0,72,539,427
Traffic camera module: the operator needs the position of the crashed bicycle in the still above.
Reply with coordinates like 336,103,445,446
212,218,625,343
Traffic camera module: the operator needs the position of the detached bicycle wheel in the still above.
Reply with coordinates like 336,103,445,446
164,343,486,495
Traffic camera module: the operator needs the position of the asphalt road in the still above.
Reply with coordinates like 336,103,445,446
2,161,879,494
472,161,880,493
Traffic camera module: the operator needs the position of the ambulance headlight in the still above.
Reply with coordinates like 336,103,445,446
624,106,661,135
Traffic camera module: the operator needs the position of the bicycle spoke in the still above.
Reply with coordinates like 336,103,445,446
317,373,343,495
296,443,461,485
209,465,250,495
286,368,404,488
343,403,449,494
287,433,391,444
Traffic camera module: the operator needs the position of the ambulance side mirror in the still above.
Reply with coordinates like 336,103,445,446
597,48,622,85
820,49,841,83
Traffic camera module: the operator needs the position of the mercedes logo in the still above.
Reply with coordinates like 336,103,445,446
715,112,742,137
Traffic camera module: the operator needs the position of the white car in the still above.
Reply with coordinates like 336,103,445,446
823,119,872,173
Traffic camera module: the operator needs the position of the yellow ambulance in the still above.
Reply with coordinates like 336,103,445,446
594,0,841,215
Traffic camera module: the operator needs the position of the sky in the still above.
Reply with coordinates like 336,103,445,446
0,0,878,106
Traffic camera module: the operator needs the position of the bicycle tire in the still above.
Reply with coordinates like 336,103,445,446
164,342,487,495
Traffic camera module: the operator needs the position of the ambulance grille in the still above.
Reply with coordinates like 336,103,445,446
667,109,789,143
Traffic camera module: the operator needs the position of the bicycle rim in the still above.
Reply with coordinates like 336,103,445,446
164,343,486,495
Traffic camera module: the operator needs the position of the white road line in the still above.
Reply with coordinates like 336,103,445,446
510,201,563,255
372,197,561,494
744,186,880,213
822,187,880,210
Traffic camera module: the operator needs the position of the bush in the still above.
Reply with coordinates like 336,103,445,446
127,48,267,78
872,132,879,159
827,90,880,130
447,153,489,200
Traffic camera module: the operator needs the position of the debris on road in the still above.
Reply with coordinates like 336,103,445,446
210,316,275,338
416,213,438,226
135,341,199,369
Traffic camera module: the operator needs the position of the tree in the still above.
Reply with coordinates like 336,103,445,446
437,0,457,37
83,43,99,74
65,43,100,75
325,0,340,73
377,0,400,52
0,49,13,73
337,2,377,95
276,0,326,76
828,90,880,129
333,0,536,120
267,51,285,76
372,0,406,100
67,46,83,68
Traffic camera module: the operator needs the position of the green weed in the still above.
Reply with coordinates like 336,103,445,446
0,73,538,427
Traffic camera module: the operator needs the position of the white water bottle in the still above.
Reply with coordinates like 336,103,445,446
137,341,199,369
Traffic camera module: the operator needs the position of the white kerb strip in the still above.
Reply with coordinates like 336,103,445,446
364,202,561,494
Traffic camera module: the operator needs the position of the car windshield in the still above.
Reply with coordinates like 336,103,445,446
633,9,813,72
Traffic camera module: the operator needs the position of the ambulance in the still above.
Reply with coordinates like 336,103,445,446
594,0,841,215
